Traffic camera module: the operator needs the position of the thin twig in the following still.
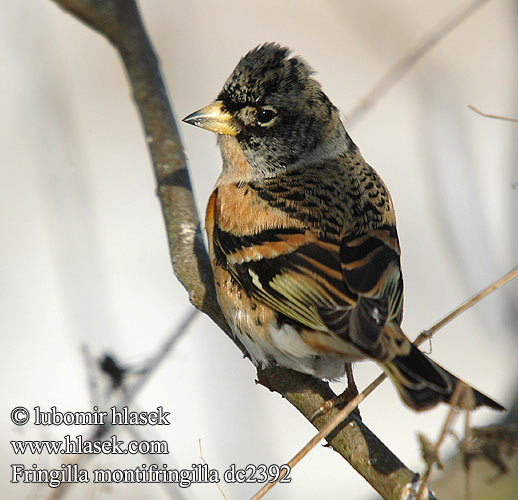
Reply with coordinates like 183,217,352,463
467,104,518,123
199,439,230,500
49,310,198,500
417,383,465,499
252,266,518,500
415,266,518,346
347,0,492,125
80,344,101,409
127,424,187,500
117,308,198,402
463,408,472,500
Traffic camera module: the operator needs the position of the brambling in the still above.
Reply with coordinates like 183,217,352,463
184,43,503,412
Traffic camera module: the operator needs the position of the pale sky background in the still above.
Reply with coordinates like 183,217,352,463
2,1,517,499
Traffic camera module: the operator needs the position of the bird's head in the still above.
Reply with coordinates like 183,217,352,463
183,43,352,175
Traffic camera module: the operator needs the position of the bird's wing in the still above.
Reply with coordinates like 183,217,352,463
212,224,352,332
213,221,403,353
334,225,404,352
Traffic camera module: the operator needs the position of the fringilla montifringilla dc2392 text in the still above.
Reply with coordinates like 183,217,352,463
184,43,503,412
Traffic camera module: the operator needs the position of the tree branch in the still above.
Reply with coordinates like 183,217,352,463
51,1,430,498
53,0,226,331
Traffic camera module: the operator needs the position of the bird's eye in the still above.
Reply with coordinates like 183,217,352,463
256,107,277,126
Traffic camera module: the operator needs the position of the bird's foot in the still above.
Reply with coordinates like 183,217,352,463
310,384,361,422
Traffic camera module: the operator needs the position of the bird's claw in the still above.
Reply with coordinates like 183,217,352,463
310,386,361,422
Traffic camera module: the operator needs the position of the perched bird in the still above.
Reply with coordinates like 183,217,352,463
183,43,504,412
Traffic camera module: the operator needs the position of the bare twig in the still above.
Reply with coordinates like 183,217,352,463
415,266,518,346
199,439,230,500
463,409,472,500
417,383,465,499
347,0,492,125
467,104,518,123
49,310,197,500
80,344,101,409
431,423,518,497
128,424,187,500
118,309,198,402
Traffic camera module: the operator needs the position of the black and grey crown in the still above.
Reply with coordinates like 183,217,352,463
218,43,319,108
217,43,350,170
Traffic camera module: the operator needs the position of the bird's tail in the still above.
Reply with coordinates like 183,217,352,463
382,343,505,412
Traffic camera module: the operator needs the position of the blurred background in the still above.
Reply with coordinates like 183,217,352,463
2,0,516,499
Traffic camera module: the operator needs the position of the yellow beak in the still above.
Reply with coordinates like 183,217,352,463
182,101,240,136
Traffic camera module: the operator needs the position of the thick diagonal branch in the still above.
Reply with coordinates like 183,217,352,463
51,1,424,498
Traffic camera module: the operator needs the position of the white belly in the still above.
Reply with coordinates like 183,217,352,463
229,308,362,381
